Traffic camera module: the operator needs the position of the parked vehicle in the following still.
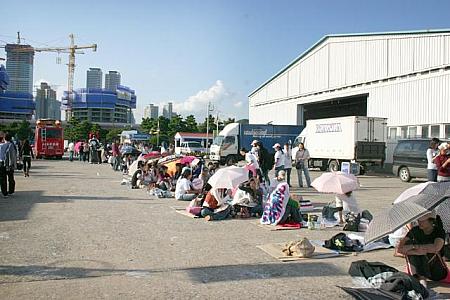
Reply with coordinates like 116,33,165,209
34,119,64,159
176,141,207,155
292,116,387,173
210,123,303,165
392,139,448,182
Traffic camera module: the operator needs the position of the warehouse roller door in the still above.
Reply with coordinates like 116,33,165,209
298,94,368,125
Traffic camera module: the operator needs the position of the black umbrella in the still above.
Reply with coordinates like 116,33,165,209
365,193,450,244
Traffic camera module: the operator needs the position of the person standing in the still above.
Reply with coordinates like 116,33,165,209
3,134,17,195
295,142,312,188
250,140,260,161
240,147,261,179
435,143,450,182
257,142,270,183
283,143,293,187
0,132,8,197
111,141,120,171
83,141,90,162
426,138,440,182
272,143,285,177
20,139,34,177
68,141,75,162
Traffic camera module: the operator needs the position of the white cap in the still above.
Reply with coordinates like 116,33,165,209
251,140,258,146
272,143,281,149
438,143,448,150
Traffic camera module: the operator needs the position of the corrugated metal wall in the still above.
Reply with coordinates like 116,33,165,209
249,32,450,108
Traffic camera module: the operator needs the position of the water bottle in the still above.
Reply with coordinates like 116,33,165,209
307,214,315,230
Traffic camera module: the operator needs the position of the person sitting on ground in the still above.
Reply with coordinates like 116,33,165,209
201,187,232,221
335,191,360,224
208,162,220,176
268,169,287,194
397,211,448,287
156,165,172,191
172,163,183,188
260,171,302,225
199,167,210,190
175,168,200,201
232,177,263,218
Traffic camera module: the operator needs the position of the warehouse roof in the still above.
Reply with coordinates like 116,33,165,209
248,29,450,98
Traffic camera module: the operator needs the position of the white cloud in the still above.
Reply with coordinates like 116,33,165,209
233,101,243,108
172,80,229,119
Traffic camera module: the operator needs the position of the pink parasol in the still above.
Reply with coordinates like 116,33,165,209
180,156,196,165
311,171,359,194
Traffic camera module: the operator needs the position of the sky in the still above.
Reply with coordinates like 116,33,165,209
2,0,450,123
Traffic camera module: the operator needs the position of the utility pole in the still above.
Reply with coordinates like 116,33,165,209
157,118,160,149
205,101,214,151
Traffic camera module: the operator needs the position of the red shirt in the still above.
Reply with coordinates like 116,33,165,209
435,155,450,177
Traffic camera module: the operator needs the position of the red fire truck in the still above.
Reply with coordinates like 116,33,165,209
34,119,64,159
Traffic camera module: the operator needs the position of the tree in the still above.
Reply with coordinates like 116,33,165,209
106,128,122,142
16,120,32,140
168,114,187,137
185,115,198,132
198,115,216,133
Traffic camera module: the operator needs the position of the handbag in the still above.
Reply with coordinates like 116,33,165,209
295,150,305,169
282,238,315,258
16,161,23,170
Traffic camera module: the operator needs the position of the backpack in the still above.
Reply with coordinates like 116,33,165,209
343,212,361,232
324,232,363,252
322,204,338,221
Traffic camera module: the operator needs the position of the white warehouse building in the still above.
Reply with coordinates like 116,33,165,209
249,29,450,164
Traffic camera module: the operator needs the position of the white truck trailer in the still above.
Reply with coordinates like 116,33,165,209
292,116,387,173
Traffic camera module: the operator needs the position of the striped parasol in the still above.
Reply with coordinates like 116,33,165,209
365,193,450,244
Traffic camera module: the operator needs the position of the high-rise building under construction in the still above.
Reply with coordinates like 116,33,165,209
5,43,34,93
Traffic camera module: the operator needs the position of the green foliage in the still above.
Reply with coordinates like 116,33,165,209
105,128,122,142
0,120,33,141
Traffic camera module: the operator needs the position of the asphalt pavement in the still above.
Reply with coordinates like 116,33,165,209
0,159,448,299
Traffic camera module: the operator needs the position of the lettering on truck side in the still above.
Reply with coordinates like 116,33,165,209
315,123,342,134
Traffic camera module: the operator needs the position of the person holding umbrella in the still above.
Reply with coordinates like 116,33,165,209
397,211,448,286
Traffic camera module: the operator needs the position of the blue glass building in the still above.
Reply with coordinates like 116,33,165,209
0,64,35,120
61,85,136,124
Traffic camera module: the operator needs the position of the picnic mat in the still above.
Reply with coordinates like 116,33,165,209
257,222,302,231
171,206,200,219
257,242,340,261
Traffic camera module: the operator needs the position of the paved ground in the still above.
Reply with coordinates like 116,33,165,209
0,160,449,299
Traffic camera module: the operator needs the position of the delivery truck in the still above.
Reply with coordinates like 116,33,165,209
210,123,303,165
292,116,387,173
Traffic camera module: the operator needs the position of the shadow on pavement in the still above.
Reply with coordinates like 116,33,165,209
0,191,133,222
184,262,344,283
0,261,344,284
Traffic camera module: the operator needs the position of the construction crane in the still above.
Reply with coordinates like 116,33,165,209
1,32,97,119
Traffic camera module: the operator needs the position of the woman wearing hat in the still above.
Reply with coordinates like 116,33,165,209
398,212,448,286
272,143,285,177
435,143,450,182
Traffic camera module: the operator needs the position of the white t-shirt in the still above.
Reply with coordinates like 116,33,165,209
175,178,192,199
245,153,260,169
68,142,74,151
283,148,292,168
427,148,438,170
274,150,285,168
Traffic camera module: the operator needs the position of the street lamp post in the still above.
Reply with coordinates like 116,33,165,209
205,101,214,151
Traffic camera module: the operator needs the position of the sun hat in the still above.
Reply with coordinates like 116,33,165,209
418,210,437,222
272,143,281,149
438,143,448,150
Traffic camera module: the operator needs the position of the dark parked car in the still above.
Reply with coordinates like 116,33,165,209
392,139,447,182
